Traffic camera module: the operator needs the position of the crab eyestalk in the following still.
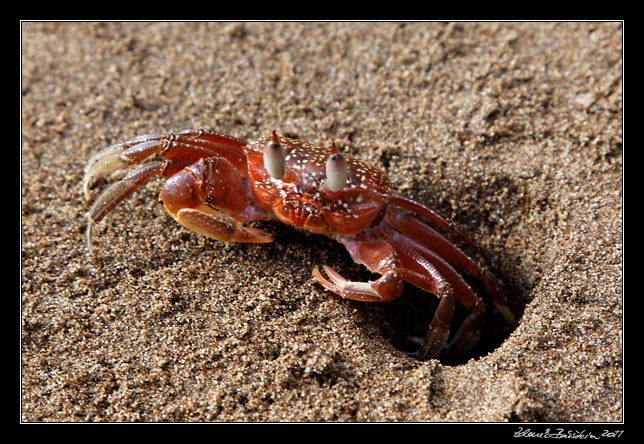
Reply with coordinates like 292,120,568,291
263,132,285,179
325,153,349,192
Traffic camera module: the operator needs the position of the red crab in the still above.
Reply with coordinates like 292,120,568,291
83,129,516,359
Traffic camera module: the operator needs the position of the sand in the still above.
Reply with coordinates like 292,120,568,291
21,22,622,422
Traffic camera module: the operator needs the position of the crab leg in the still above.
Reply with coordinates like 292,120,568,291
391,194,490,263
390,231,485,358
389,205,516,326
84,130,265,253
312,239,404,302
313,233,483,358
83,129,247,200
86,159,188,255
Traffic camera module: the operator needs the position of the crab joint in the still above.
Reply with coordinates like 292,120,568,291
264,132,285,179
325,153,349,192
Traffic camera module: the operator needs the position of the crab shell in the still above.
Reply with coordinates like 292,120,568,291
245,133,390,237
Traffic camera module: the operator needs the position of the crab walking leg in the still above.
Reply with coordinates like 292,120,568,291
390,232,485,358
312,239,404,302
83,129,248,200
391,194,491,265
312,236,462,358
388,210,486,279
86,160,188,255
83,133,164,199
171,129,247,168
389,207,516,327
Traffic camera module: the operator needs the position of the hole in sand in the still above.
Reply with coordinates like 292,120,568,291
265,221,524,366
381,282,521,366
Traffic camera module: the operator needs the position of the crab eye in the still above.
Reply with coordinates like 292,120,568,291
264,140,285,179
325,153,349,192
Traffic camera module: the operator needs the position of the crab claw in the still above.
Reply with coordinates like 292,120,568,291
313,265,382,301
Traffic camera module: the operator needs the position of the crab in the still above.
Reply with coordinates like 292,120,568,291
83,129,516,359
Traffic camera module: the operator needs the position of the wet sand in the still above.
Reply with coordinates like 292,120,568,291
22,22,622,422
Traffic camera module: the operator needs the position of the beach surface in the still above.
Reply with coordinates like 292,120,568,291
21,22,622,422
